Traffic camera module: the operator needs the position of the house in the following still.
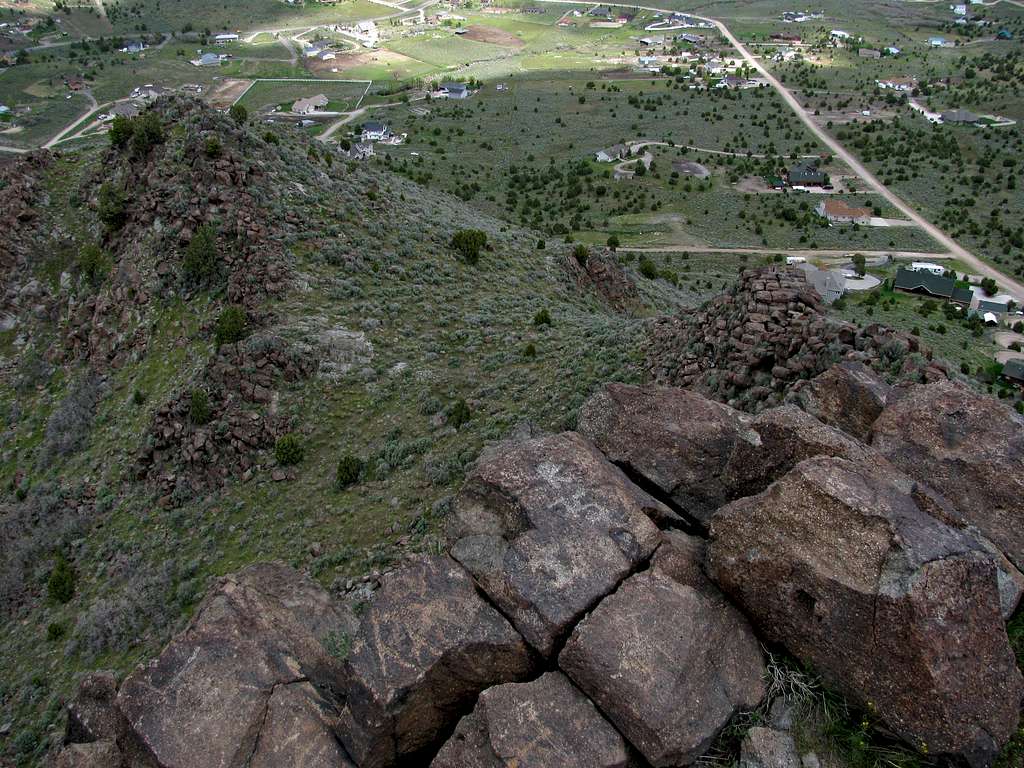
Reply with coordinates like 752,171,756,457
876,76,916,91
799,264,846,304
787,160,826,186
716,75,748,89
1002,358,1024,387
595,144,627,162
214,33,239,44
121,40,146,53
638,55,659,69
319,50,336,61
435,82,469,99
194,52,222,66
893,267,972,303
639,36,664,46
929,36,947,47
109,102,141,119
352,140,374,159
886,46,901,55
858,48,881,59
908,262,946,276
304,41,328,57
952,3,967,15
830,30,851,40
132,84,172,100
676,33,704,44
292,94,329,115
971,299,1009,322
941,108,979,124
816,199,871,225
65,76,87,91
997,28,1013,40
361,121,389,140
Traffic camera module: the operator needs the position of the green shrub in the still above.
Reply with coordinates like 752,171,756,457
132,388,147,405
109,114,134,148
263,130,279,144
606,234,620,251
78,243,110,286
448,398,471,429
47,553,75,604
523,342,537,358
130,111,164,155
228,103,248,124
46,621,67,641
536,239,546,250
532,308,552,326
182,224,219,285
97,183,129,230
204,136,222,158
275,433,304,466
638,257,658,279
450,229,488,265
214,305,247,346
981,277,998,296
335,454,364,489
189,389,213,424
572,243,589,267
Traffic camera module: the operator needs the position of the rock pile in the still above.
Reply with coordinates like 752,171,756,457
562,248,640,312
58,370,1024,768
0,151,51,279
645,266,949,411
137,333,318,497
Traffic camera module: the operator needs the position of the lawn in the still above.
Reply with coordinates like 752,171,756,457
236,78,369,112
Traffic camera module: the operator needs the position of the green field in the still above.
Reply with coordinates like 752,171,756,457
236,78,368,112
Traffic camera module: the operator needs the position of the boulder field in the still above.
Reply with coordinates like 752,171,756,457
56,366,1024,768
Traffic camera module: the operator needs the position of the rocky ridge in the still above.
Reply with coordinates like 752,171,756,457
56,361,1024,768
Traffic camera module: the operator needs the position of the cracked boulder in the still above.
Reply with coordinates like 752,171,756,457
65,671,127,746
722,404,876,498
250,681,354,768
338,555,536,768
116,562,356,768
430,672,635,768
559,534,766,767
54,741,124,768
449,431,666,657
578,383,754,525
739,727,800,768
709,457,1023,766
786,361,891,440
870,378,1024,572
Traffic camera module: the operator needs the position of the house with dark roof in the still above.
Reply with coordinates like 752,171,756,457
942,109,980,125
1002,358,1024,387
360,121,389,141
893,267,967,301
787,161,826,186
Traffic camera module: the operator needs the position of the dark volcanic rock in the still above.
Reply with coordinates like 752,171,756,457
430,672,634,768
65,671,126,746
709,457,1023,765
786,361,891,440
578,383,754,525
116,562,355,768
449,431,666,657
339,556,536,768
870,378,1024,571
722,404,875,498
249,681,355,768
739,728,800,768
559,535,766,767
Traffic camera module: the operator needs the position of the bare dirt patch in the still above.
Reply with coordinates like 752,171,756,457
206,79,254,109
463,25,524,47
307,49,420,75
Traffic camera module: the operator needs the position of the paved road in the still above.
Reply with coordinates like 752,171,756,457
533,0,1024,301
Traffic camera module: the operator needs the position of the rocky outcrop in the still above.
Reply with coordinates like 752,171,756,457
65,671,127,746
578,383,754,526
54,741,123,768
116,562,356,768
563,248,640,313
645,267,942,411
448,431,668,657
739,728,801,768
0,151,51,281
430,672,634,768
786,360,891,440
338,556,536,768
709,456,1023,766
560,533,766,767
870,378,1024,572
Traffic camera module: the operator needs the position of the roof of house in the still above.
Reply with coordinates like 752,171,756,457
819,199,871,219
110,102,141,117
440,82,467,92
799,264,845,300
893,267,956,298
942,108,980,123
788,161,825,182
951,285,975,304
1003,358,1024,381
977,299,1009,313
199,52,220,64
293,94,328,111
362,120,387,132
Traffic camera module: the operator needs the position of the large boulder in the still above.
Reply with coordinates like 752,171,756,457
739,727,800,768
116,562,357,768
338,556,536,768
65,671,126,746
559,535,766,767
448,431,666,657
870,378,1024,571
722,404,876,498
54,741,123,768
249,681,355,768
430,672,634,768
786,361,891,440
709,457,1023,766
578,383,754,526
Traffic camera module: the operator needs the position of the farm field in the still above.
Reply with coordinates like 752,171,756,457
235,78,369,112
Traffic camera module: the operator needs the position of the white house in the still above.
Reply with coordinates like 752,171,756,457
360,120,389,141
876,76,916,91
214,33,239,44
434,82,469,99
292,94,329,115
595,144,627,162
319,50,336,61
121,40,146,53
192,52,222,66
952,3,967,15
830,29,851,40
929,36,947,47
908,261,946,276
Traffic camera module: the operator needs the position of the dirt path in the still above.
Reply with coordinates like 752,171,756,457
533,0,1024,302
44,92,104,149
625,246,953,259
